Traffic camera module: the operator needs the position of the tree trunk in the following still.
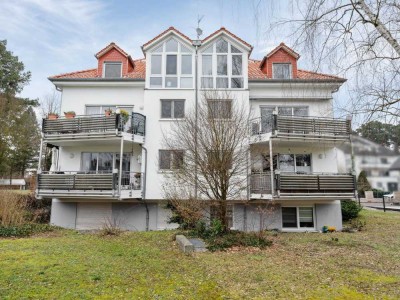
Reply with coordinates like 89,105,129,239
358,0,400,56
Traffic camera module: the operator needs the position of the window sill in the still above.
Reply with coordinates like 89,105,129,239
159,118,185,122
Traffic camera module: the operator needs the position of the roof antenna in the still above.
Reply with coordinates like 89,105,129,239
196,15,204,40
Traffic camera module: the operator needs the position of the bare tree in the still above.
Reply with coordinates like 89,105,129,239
162,90,251,231
261,0,400,122
40,89,61,118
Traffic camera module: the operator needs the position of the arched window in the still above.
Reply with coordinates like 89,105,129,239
149,38,194,89
201,38,244,89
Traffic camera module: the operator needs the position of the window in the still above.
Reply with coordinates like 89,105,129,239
104,62,122,78
273,63,291,79
208,100,232,119
81,152,130,173
149,38,193,89
261,106,309,118
282,207,314,229
201,38,244,89
161,100,185,118
159,150,184,170
85,105,133,115
278,154,312,173
381,158,388,164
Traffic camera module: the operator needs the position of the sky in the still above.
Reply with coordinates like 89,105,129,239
0,0,345,111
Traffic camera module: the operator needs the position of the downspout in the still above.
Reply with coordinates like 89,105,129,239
140,145,149,231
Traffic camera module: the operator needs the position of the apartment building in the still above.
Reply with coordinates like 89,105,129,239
36,27,356,231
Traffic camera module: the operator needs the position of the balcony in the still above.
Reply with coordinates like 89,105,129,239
250,172,356,200
42,113,146,145
36,171,143,199
250,114,351,143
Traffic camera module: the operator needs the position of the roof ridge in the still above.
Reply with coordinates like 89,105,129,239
142,26,192,49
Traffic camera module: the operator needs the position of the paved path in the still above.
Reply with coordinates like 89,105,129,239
361,201,400,212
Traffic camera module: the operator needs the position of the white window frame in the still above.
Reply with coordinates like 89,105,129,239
158,150,185,171
103,61,122,78
80,152,131,173
272,63,292,79
160,99,185,119
260,105,309,117
200,38,245,89
281,206,316,231
85,105,134,115
148,38,194,89
277,153,313,173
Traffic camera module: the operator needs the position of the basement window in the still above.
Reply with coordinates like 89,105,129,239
104,62,122,78
282,207,314,229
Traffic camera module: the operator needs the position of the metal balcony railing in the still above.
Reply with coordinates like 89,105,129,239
42,113,146,136
250,115,351,136
250,172,273,194
37,171,143,195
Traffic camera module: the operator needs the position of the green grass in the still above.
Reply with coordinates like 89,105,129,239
0,210,400,299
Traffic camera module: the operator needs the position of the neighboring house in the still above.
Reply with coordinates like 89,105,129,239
36,26,355,232
0,179,26,190
337,135,400,192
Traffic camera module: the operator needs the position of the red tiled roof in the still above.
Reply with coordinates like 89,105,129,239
202,27,253,51
96,42,129,58
50,59,344,81
49,59,145,80
248,59,345,81
260,42,300,68
142,26,192,49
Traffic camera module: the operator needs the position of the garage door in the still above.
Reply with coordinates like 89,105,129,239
76,203,112,230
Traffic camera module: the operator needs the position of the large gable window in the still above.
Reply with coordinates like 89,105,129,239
104,62,122,78
149,38,193,89
201,39,244,89
273,63,291,79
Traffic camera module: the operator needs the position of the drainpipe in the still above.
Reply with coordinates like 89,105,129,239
140,145,149,231
118,136,124,200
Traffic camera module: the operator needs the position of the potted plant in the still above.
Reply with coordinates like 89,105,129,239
47,112,59,120
64,111,76,118
105,108,113,117
120,109,130,124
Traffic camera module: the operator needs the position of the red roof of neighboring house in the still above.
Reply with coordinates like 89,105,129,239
248,59,345,81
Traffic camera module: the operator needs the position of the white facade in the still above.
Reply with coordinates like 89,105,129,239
40,27,353,232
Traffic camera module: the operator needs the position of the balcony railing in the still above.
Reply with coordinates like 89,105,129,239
250,171,356,198
37,171,143,198
42,113,146,137
250,172,273,194
250,115,351,137
276,172,356,195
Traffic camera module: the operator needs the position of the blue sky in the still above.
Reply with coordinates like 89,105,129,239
0,0,344,107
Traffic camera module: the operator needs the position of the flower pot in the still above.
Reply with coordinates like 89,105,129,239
105,111,112,117
64,113,75,119
48,114,58,120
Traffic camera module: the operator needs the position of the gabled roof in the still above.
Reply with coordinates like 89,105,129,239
201,27,253,53
96,42,129,58
248,59,346,81
260,42,300,68
390,157,400,171
142,26,192,50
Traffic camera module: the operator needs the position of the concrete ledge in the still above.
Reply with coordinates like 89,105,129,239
176,235,194,253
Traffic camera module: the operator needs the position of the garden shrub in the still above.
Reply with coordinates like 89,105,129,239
0,190,27,226
341,200,362,221
0,223,55,237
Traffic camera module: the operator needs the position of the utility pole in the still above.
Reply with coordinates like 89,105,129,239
192,16,203,200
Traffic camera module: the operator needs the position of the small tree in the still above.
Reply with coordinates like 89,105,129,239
357,170,372,197
162,90,250,232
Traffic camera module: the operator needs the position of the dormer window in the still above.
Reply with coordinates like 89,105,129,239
104,62,122,78
201,38,244,89
149,38,194,89
273,63,291,79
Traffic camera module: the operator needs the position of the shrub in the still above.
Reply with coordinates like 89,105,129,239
99,218,123,236
0,190,27,226
0,223,55,237
357,171,372,197
341,200,362,221
205,231,272,252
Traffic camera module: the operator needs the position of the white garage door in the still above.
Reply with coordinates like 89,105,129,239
76,203,112,230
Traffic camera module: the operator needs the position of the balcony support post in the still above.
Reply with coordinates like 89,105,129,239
269,139,274,196
118,137,124,200
37,137,44,174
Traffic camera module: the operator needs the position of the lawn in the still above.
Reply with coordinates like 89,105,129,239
0,209,399,299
